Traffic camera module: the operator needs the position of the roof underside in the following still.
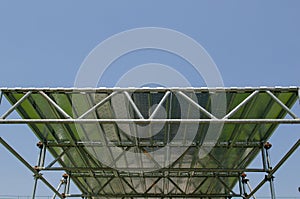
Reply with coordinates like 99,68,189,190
2,87,298,198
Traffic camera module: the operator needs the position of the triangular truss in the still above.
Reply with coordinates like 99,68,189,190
0,87,299,199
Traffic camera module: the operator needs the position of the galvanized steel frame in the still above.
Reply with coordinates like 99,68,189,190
0,87,299,198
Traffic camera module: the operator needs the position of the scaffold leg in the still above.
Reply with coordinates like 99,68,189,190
241,173,256,199
269,175,276,199
0,137,64,198
62,173,70,197
264,142,276,199
32,141,46,199
246,139,299,199
52,173,69,199
52,180,63,199
32,176,38,199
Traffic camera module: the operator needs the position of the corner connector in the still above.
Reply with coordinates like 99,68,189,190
264,142,272,150
36,141,44,149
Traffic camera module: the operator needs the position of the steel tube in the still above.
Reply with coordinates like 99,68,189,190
52,181,63,199
266,90,298,119
32,177,38,199
223,90,259,119
124,91,144,119
46,147,71,168
0,86,298,92
0,91,32,119
0,137,64,198
1,118,300,124
65,193,241,198
177,91,217,119
39,91,72,119
246,139,299,199
149,91,170,119
78,91,117,119
39,166,265,173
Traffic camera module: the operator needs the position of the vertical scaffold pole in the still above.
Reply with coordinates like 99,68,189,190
32,141,45,199
52,179,64,199
32,174,39,199
241,173,256,199
238,173,243,197
264,142,276,199
52,173,69,199
62,173,69,197
261,142,268,172
66,173,71,195
241,173,248,197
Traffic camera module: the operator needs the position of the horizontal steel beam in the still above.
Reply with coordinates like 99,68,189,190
39,166,265,173
70,172,241,178
45,141,263,148
0,118,300,124
0,86,299,92
66,193,242,198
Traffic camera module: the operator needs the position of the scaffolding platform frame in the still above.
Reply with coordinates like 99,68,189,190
0,87,299,199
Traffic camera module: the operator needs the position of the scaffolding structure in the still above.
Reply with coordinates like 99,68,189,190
0,87,299,199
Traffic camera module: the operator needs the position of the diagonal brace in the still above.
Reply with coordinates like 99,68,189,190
39,91,72,119
145,177,162,194
124,91,144,119
176,91,217,119
149,91,170,119
78,91,117,119
266,90,298,119
246,139,300,199
0,91,32,119
223,90,259,119
168,177,185,194
0,137,64,198
46,147,71,168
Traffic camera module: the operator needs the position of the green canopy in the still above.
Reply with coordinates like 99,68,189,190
1,87,298,198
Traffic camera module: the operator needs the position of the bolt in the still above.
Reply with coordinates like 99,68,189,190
62,173,69,179
33,166,40,172
36,141,43,149
264,142,272,150
241,173,247,178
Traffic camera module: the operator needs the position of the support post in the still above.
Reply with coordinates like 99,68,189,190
246,139,299,199
264,142,276,199
238,173,243,196
241,173,248,198
32,175,39,199
0,137,64,198
241,173,256,199
66,173,71,196
63,173,69,197
52,173,69,199
261,142,268,171
32,141,46,198
52,180,64,199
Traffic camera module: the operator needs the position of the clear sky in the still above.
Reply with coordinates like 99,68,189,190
0,0,299,198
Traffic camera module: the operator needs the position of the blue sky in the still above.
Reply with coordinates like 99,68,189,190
0,0,299,197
